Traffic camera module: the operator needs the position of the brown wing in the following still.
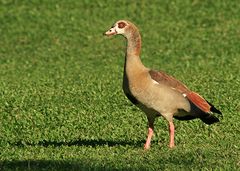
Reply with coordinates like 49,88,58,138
149,70,212,113
149,70,190,94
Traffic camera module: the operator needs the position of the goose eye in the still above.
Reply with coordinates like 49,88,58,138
118,22,126,29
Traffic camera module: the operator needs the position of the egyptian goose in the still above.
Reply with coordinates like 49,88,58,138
104,20,222,149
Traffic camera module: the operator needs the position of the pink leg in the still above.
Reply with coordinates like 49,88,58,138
169,121,175,148
144,127,154,150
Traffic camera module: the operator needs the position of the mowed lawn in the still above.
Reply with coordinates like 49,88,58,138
0,0,239,170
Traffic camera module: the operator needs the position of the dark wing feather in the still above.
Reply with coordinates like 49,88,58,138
186,92,211,113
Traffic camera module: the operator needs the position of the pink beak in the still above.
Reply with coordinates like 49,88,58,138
104,28,117,36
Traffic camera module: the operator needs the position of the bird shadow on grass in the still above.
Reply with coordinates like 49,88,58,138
2,139,146,170
12,138,148,148
0,151,200,171
0,160,111,171
2,140,202,170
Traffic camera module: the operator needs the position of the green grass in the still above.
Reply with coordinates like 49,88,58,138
0,0,239,170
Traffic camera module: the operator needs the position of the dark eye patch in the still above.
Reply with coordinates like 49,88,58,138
118,22,126,29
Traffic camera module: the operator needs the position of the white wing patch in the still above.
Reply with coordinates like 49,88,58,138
172,88,187,97
152,80,159,85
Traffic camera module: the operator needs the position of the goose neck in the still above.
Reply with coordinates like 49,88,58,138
126,31,141,57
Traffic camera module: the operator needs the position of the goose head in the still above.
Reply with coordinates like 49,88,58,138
104,20,141,56
104,20,134,38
